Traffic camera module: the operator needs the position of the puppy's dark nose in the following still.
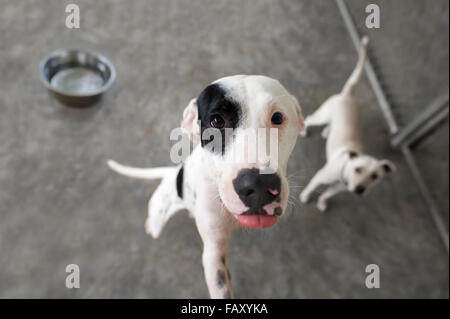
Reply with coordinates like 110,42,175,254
233,168,281,208
355,185,365,195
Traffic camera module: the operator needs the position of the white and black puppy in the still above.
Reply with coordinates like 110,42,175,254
299,37,396,212
108,75,304,298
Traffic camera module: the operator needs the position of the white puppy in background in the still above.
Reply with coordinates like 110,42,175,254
300,37,396,212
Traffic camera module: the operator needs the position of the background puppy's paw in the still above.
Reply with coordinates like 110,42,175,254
299,191,309,204
317,201,328,212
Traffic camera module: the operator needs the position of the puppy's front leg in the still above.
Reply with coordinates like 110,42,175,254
317,183,346,212
300,164,336,204
201,240,233,299
194,199,235,299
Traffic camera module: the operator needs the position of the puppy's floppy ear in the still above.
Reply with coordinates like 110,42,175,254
379,159,396,174
181,98,200,142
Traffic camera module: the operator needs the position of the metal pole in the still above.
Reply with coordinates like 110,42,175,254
401,146,449,252
391,92,449,148
404,105,449,149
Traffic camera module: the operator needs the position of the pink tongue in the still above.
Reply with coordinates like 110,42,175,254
237,215,278,228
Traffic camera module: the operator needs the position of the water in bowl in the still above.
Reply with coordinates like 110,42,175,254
50,67,104,96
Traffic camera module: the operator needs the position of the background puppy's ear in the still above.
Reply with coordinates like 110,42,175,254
349,151,359,159
181,99,200,142
380,159,396,174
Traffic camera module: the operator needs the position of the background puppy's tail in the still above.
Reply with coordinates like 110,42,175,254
107,160,174,180
341,36,369,96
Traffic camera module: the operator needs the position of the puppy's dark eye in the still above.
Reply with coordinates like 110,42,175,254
210,115,225,129
355,167,363,174
371,173,378,180
271,112,284,125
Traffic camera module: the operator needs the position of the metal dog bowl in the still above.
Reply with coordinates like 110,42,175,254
39,49,116,106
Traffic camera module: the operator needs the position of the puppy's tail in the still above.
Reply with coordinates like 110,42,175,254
107,160,174,180
341,36,369,96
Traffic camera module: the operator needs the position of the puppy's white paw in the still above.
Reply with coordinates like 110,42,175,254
317,201,328,212
300,191,309,204
145,217,159,239
144,217,152,235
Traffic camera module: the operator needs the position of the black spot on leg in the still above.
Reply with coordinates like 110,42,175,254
227,268,231,281
217,269,226,288
221,256,226,265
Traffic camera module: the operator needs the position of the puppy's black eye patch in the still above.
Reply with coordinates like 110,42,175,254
271,112,284,125
355,167,363,174
196,83,242,155
371,173,378,180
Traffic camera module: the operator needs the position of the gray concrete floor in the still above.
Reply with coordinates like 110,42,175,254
0,0,448,298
